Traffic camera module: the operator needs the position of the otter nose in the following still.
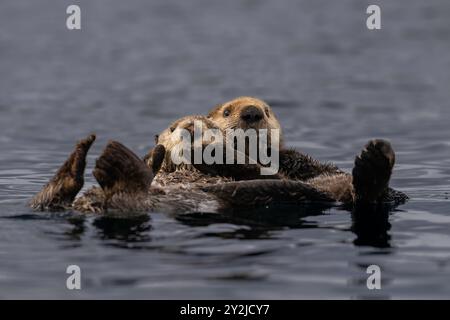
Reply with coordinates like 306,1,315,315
240,105,264,123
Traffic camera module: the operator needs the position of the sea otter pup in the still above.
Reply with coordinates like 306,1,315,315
144,115,283,186
206,96,408,204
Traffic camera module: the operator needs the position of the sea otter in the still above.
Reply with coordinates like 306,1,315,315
30,107,407,215
205,96,407,204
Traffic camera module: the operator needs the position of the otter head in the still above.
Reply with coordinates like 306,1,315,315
147,115,222,172
207,97,284,168
207,97,283,148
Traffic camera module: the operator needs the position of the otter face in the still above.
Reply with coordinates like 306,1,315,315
207,96,284,148
156,115,219,150
153,115,222,172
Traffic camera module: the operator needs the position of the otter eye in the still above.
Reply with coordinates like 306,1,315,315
170,127,175,133
223,109,230,117
264,107,270,117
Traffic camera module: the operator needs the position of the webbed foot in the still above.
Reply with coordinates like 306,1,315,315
352,139,395,204
93,141,155,197
92,141,160,215
30,134,96,211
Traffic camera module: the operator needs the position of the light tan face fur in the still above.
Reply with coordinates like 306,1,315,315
207,96,283,148
155,115,222,172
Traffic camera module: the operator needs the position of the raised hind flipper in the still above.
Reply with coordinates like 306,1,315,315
93,141,155,196
352,139,398,205
30,134,96,211
92,141,163,215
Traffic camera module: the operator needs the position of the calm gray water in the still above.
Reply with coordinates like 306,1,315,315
1,0,450,299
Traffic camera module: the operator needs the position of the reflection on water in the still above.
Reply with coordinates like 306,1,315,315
351,206,392,248
69,204,395,249
93,216,152,243
65,205,395,249
1,0,450,299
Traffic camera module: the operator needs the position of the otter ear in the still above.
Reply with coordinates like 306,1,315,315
207,104,222,118
154,134,159,144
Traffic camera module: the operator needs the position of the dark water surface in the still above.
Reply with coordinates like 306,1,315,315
1,0,450,299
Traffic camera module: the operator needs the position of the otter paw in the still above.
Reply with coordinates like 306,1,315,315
30,134,96,210
143,144,166,174
352,139,395,204
93,141,154,197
